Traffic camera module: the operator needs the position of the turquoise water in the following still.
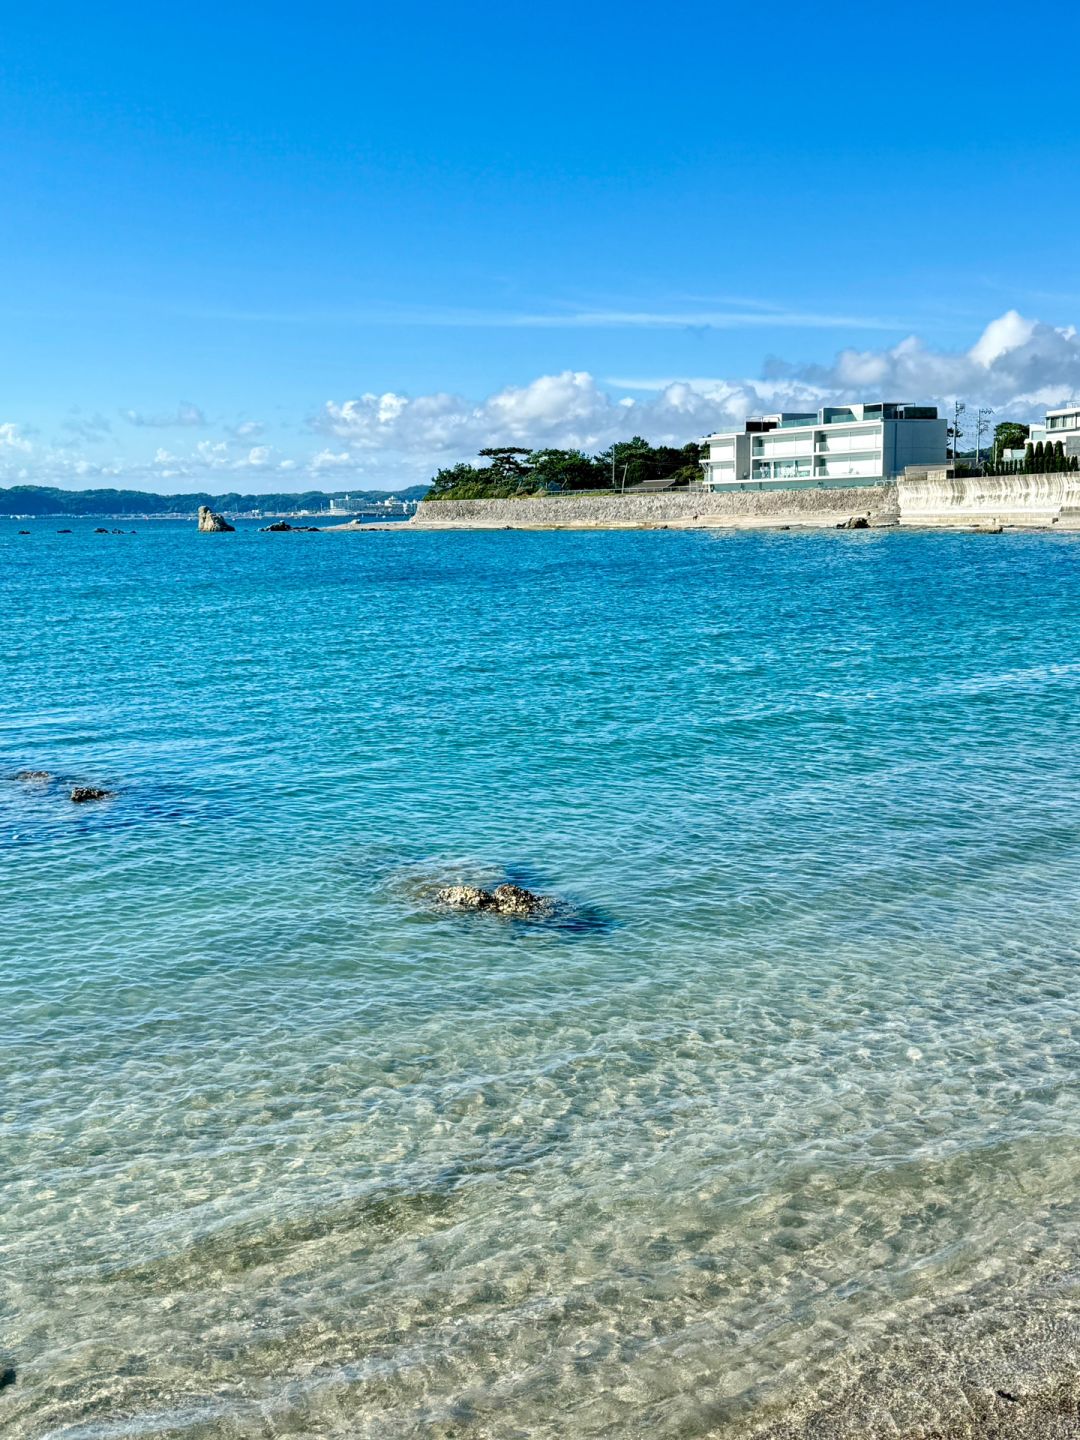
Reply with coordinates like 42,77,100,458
4,520,1080,1438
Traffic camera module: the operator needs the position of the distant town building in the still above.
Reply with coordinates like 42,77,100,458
700,403,947,491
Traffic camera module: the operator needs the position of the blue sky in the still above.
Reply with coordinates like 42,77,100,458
3,0,1080,491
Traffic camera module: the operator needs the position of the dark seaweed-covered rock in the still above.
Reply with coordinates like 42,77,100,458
491,883,548,917
261,521,293,532
70,786,116,803
435,882,550,917
436,884,497,911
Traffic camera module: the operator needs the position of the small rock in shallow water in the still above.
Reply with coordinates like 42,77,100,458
70,786,115,803
491,883,547,916
436,884,497,911
94,527,109,534
15,770,52,782
261,521,293,531
434,882,550,916
0,1367,15,1390
837,515,870,529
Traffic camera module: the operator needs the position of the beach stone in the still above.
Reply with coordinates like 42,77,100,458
197,506,235,533
491,883,545,916
70,786,115,803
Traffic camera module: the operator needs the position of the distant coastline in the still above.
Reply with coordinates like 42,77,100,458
0,483,427,520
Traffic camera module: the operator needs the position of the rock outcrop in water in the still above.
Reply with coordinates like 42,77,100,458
15,770,52,782
435,882,549,916
837,515,870,529
70,786,115,803
197,506,235,533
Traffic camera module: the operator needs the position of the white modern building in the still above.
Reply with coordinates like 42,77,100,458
1001,405,1080,464
700,402,947,491
1042,405,1080,457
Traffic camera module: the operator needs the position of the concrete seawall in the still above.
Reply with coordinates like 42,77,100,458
408,486,897,530
897,472,1080,528
393,473,1080,532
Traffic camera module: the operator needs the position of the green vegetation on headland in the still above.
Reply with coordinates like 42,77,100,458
0,485,428,517
426,440,704,500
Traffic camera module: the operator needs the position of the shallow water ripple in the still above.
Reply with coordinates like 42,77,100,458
3,522,1080,1437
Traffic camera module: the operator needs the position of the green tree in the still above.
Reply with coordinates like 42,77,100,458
477,447,534,487
992,421,1029,463
527,448,606,492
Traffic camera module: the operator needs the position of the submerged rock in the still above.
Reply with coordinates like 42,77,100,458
436,884,497,911
0,1367,14,1390
197,506,235,533
56,529,72,534
70,786,116,803
94,527,109,533
435,882,550,917
18,529,29,534
15,770,52,782
491,883,547,917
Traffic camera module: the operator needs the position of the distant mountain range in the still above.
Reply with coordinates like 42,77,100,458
0,484,429,517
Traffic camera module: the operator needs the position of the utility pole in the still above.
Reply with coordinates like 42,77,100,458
975,407,993,468
951,400,967,461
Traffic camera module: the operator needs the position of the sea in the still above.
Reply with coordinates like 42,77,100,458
4,518,1080,1439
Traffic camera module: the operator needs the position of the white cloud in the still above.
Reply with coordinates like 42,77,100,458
60,411,112,443
5,311,1080,494
122,402,206,428
0,423,33,453
611,312,1080,423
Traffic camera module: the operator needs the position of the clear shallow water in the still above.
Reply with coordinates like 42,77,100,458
3,519,1080,1438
